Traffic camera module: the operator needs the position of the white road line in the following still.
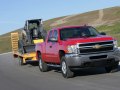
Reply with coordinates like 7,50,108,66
0,52,12,56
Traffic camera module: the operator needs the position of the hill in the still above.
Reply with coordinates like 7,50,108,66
0,6,120,54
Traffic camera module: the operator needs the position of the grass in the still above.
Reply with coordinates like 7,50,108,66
96,22,120,46
0,37,11,53
0,29,22,54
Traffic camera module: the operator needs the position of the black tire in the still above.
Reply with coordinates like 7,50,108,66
61,56,74,78
18,40,25,54
105,62,119,73
18,57,25,66
21,30,28,45
38,52,48,72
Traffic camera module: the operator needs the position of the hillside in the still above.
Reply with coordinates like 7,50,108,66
0,6,120,54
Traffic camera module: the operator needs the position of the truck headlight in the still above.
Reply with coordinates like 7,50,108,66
67,45,78,53
113,40,118,48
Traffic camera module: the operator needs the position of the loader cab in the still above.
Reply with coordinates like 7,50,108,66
23,19,43,44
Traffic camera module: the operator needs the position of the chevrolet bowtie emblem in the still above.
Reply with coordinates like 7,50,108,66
93,44,101,49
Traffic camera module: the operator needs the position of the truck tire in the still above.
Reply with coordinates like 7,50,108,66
105,62,119,73
38,53,48,72
61,56,74,78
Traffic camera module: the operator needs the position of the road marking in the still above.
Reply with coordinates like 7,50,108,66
0,52,12,56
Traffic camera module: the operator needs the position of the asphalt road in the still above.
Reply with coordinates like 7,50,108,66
0,53,120,90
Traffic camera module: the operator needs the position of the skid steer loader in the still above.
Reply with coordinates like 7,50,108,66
11,19,46,65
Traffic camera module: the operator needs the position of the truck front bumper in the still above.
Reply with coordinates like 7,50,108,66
65,49,120,68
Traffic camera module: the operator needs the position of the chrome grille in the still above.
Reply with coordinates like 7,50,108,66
78,41,114,54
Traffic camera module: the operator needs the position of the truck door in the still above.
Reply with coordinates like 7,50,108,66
45,30,53,62
50,30,59,63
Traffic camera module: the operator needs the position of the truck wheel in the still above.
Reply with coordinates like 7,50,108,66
61,56,74,78
105,62,119,73
38,53,48,72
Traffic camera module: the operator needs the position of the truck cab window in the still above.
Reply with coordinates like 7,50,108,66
53,30,58,40
48,30,53,42
60,27,99,40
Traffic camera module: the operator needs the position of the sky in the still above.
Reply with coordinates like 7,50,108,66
0,0,120,35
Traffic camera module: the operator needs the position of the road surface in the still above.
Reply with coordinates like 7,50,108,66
0,53,120,90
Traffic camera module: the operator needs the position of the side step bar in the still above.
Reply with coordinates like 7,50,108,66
47,64,61,68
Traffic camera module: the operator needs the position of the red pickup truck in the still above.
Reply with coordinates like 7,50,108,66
36,25,120,78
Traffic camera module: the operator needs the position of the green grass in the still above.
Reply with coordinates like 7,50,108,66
96,22,120,46
0,29,22,54
0,37,11,53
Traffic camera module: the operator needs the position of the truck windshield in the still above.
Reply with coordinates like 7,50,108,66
60,27,100,40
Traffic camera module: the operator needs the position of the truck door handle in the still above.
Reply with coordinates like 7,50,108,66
49,46,52,48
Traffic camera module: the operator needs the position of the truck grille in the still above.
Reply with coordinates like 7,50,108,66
78,41,114,54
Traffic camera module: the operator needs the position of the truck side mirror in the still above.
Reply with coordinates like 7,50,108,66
100,32,106,35
49,37,58,42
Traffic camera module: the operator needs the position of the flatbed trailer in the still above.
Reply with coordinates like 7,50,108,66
11,32,43,65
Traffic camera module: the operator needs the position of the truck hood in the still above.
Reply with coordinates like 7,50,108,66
63,35,114,45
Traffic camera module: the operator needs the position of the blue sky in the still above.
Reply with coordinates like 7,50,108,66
0,0,120,35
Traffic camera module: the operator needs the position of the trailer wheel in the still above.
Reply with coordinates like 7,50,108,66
61,56,74,78
38,53,48,72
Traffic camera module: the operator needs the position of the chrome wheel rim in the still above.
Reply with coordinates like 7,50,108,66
62,61,67,74
39,59,42,69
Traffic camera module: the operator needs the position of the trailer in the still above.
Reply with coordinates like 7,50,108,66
11,19,44,65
